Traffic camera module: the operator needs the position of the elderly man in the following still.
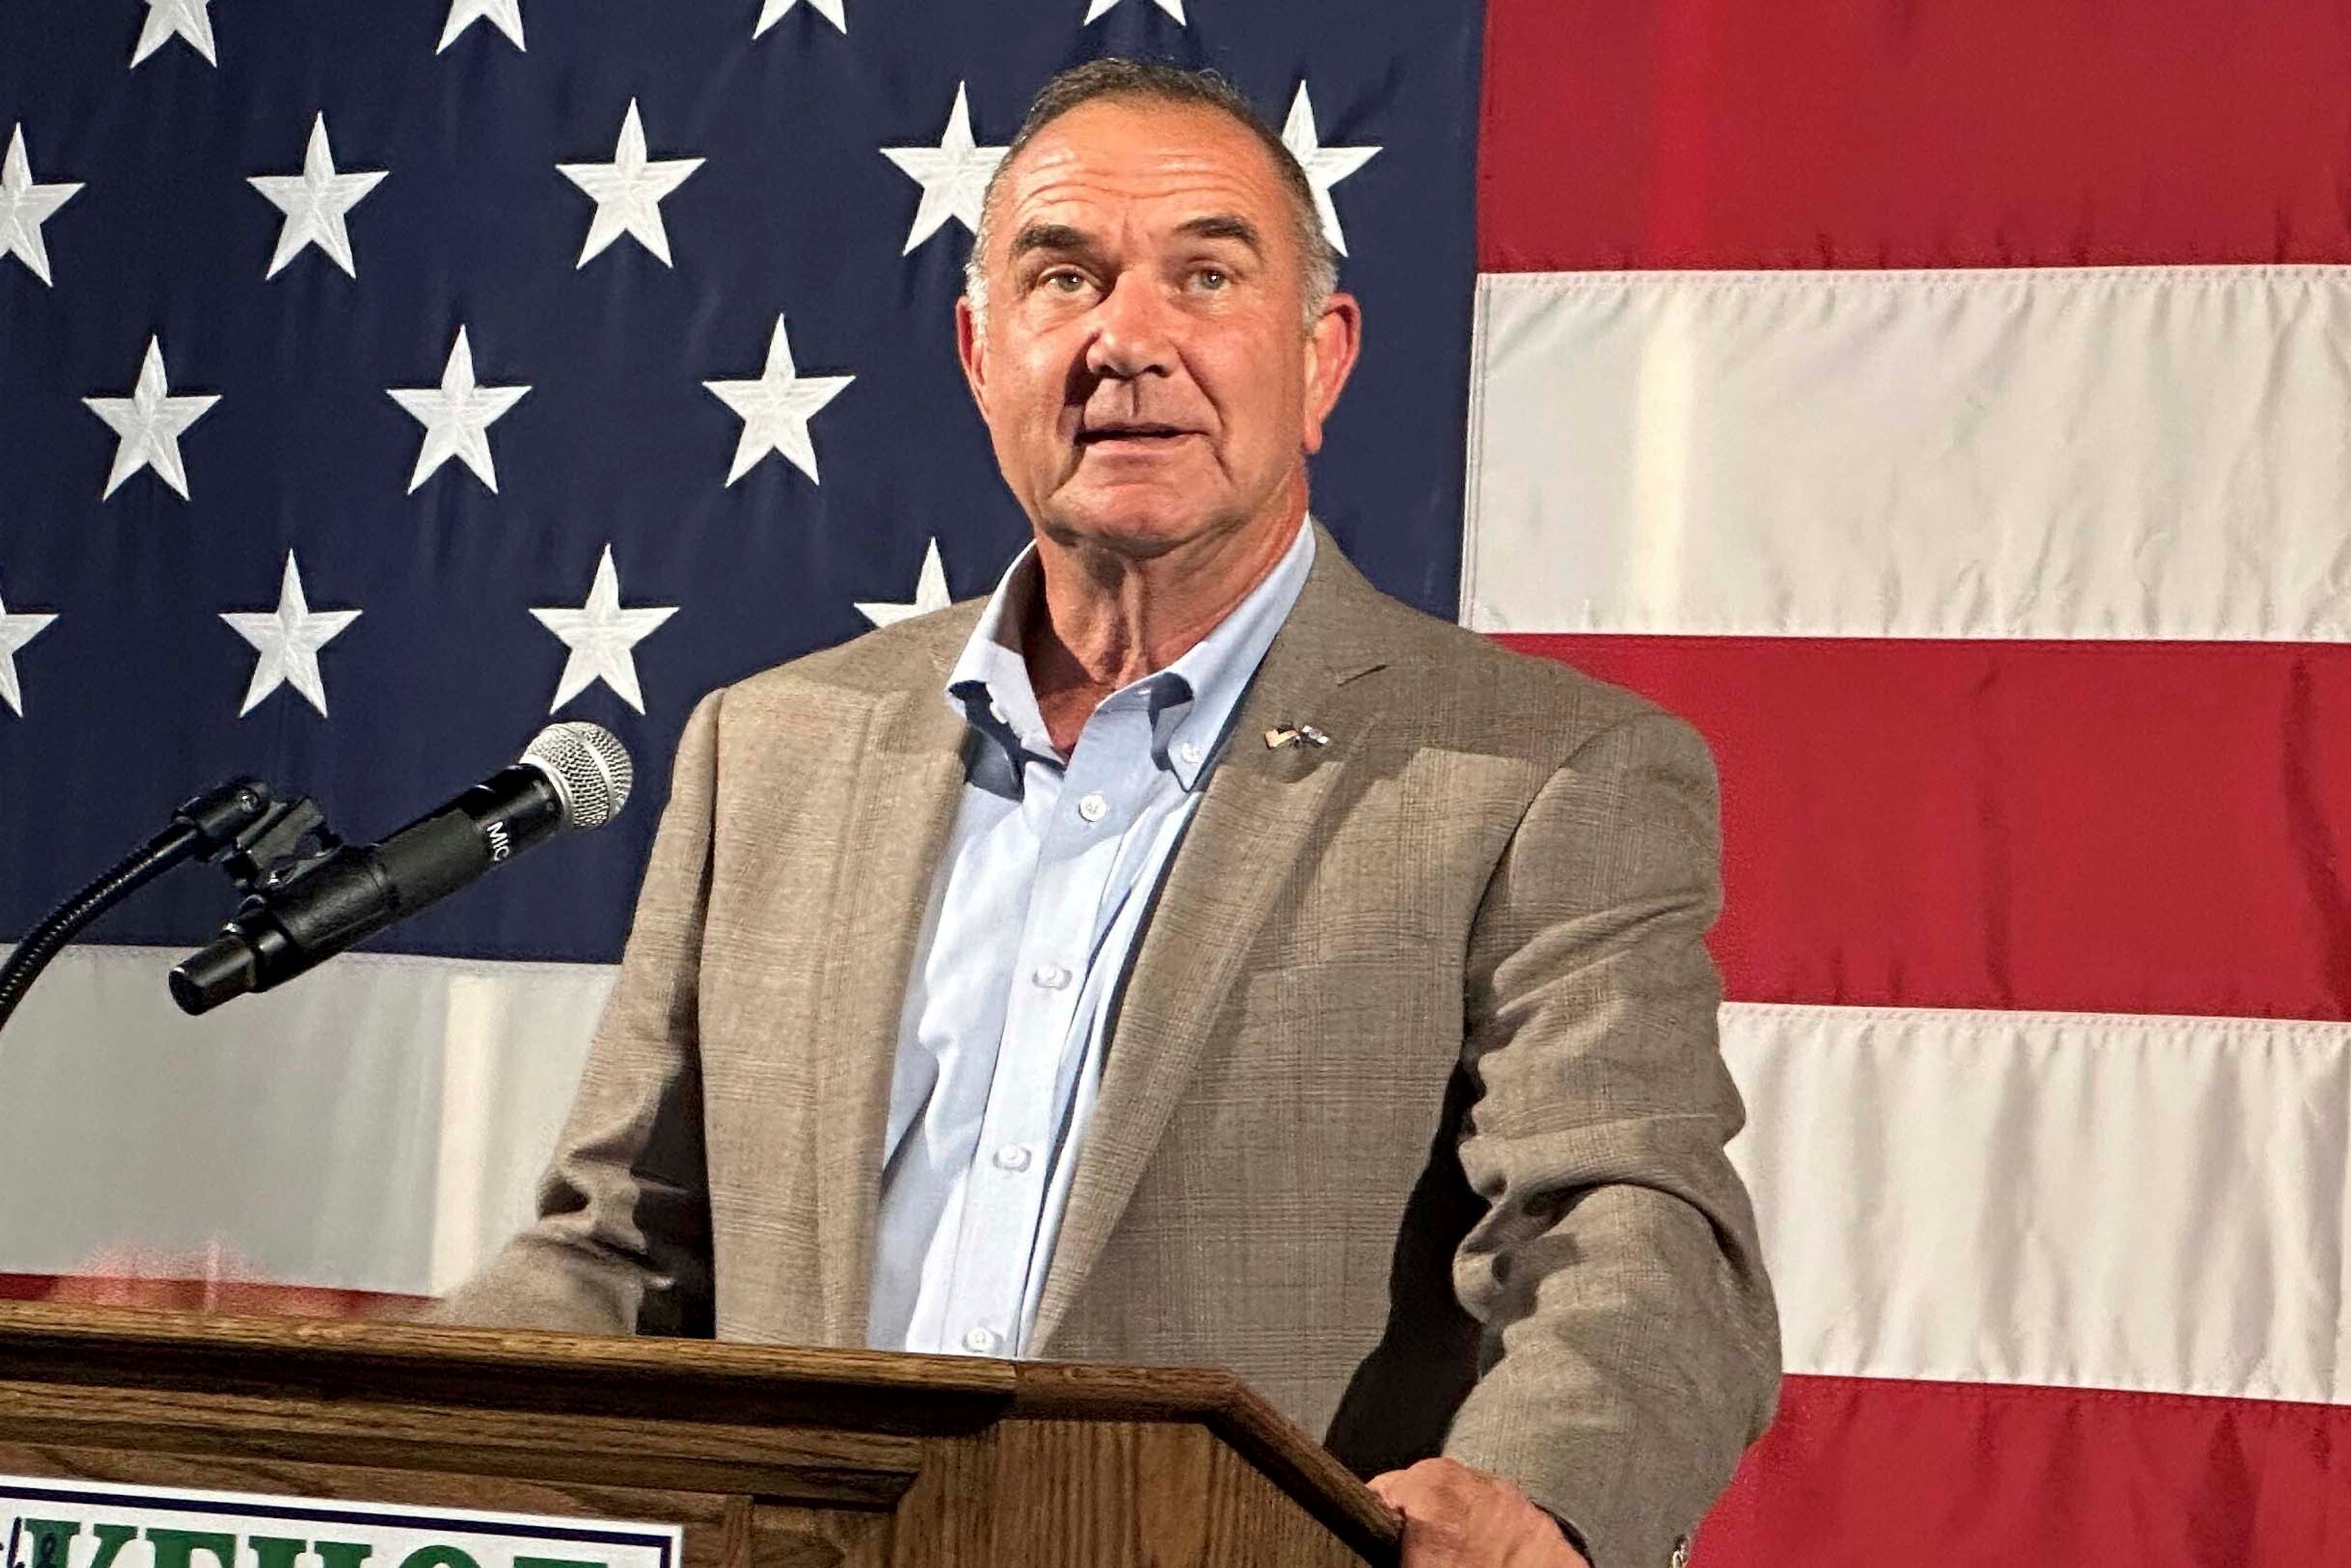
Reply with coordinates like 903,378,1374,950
438,59,1777,1568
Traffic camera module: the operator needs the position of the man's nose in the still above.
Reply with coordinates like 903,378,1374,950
1084,274,1178,379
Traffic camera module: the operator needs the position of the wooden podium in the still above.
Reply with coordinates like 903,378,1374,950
0,1304,1398,1568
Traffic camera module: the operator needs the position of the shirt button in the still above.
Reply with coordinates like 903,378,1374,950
1174,740,1203,768
1032,962,1070,990
992,1143,1033,1172
962,1326,999,1354
1077,790,1108,822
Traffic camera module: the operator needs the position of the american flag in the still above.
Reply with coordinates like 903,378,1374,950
2,2,2344,1564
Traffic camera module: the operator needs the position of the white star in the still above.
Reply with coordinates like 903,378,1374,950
754,0,847,35
531,544,678,715
131,0,219,68
83,336,221,501
388,327,531,494
438,0,525,53
557,100,704,268
1082,0,1185,21
0,577,57,718
0,126,83,287
249,114,388,279
854,539,954,628
1280,84,1380,257
880,83,1006,255
702,315,854,486
220,553,361,718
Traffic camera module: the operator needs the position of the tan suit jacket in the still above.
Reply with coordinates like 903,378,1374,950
438,529,1779,1567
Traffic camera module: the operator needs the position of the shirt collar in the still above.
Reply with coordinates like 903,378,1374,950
944,517,1318,793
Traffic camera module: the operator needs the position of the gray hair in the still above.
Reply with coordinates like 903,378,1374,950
963,59,1341,336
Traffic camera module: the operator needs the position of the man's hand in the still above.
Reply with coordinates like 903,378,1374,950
1368,1458,1591,1568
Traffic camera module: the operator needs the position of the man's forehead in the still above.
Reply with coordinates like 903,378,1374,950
998,99,1286,227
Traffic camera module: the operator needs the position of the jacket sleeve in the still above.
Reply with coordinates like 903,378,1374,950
423,689,723,1337
1441,710,1780,1567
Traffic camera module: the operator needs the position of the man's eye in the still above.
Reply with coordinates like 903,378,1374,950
1044,271,1088,293
1195,268,1229,290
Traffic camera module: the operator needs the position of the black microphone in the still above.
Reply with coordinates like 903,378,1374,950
169,722,634,1015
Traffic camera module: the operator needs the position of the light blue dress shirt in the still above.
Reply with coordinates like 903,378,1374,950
865,519,1317,1359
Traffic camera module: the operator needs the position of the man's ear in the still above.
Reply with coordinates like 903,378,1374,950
955,293,989,419
1300,290,1363,457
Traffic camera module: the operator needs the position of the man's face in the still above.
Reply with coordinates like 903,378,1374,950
957,98,1361,560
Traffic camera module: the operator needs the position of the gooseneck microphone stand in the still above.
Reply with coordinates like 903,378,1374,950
0,779,317,1037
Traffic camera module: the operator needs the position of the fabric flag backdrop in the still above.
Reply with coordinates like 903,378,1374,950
0,2,2342,1563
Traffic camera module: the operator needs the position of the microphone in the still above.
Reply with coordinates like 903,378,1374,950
168,722,634,1016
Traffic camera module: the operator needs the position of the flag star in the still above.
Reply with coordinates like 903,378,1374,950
221,552,361,718
249,114,388,279
438,0,526,53
131,0,219,68
754,0,847,35
388,327,531,494
855,538,954,628
557,100,705,268
83,336,220,501
880,83,1006,255
1280,84,1381,257
531,544,678,715
703,315,854,486
0,126,83,287
0,577,57,718
1083,0,1185,21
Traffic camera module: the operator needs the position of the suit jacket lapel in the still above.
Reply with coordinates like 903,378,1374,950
808,631,973,1345
1029,536,1395,1352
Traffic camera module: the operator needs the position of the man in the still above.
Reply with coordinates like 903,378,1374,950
438,61,1777,1568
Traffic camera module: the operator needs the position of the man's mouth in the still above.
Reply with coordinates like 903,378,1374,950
1076,424,1194,447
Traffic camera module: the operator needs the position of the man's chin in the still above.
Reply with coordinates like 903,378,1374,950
1035,493,1235,560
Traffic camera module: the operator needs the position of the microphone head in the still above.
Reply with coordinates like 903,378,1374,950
520,722,634,830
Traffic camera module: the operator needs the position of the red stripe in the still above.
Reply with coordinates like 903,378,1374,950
1478,0,2351,271
1696,1375,2349,1567
0,1272,421,1317
1500,636,2351,1020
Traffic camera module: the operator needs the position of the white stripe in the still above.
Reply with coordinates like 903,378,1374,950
1724,1001,2351,1405
10,951,2339,1408
1463,265,2351,640
428,966,614,1292
0,945,609,1296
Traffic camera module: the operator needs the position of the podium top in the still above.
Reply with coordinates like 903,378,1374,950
0,1302,1401,1562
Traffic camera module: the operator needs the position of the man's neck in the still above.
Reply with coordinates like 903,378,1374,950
1023,500,1307,754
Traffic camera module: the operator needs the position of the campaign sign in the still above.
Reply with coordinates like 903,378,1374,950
0,1477,679,1568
